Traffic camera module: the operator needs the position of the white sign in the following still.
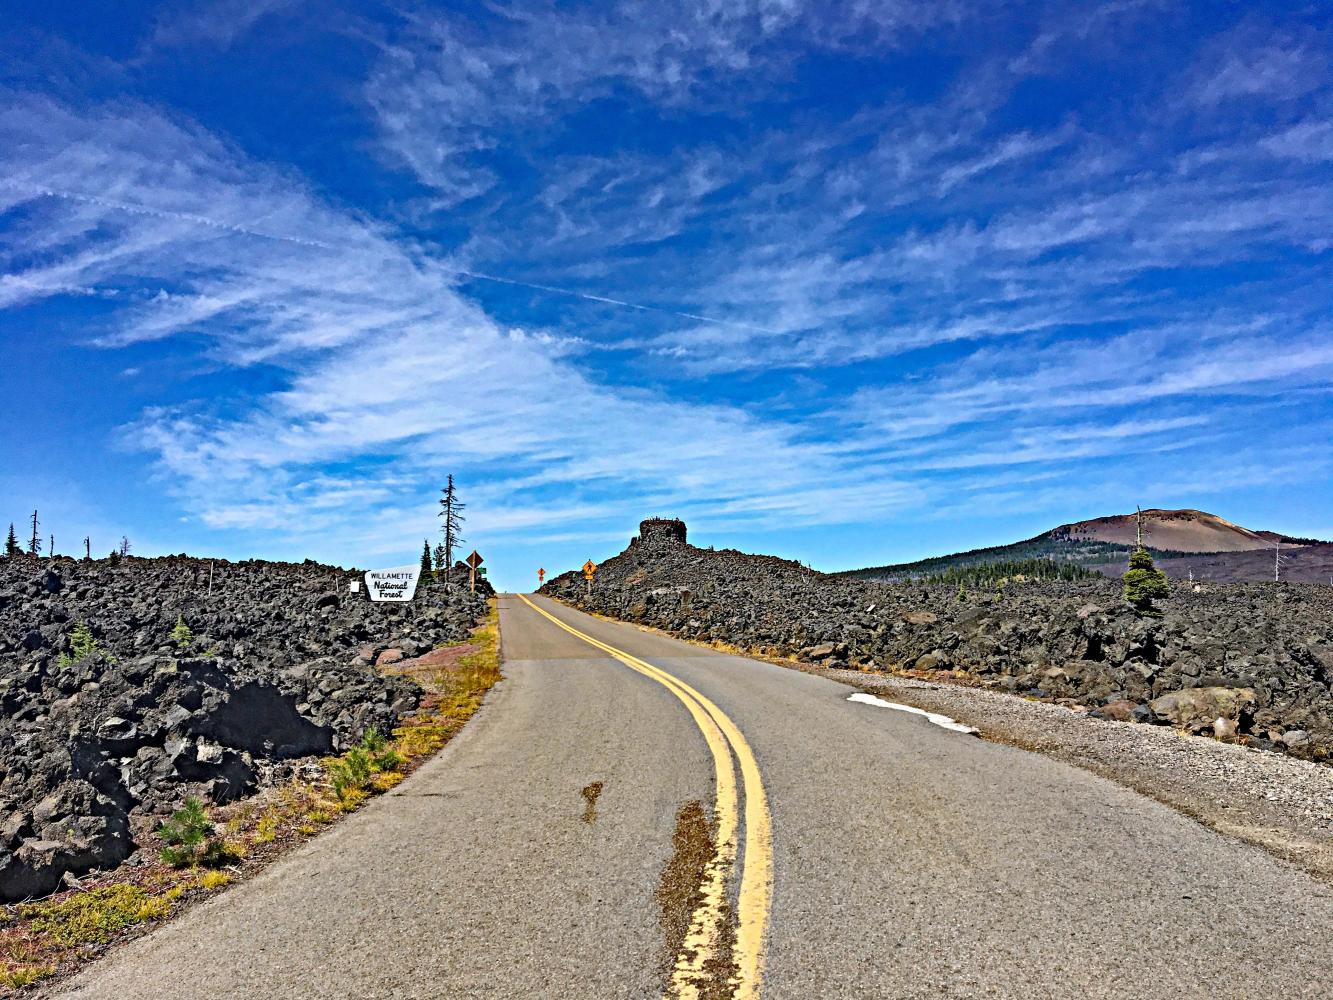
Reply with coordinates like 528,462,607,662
349,581,361,593
364,565,420,602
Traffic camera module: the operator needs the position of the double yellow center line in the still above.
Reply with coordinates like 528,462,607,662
516,594,773,999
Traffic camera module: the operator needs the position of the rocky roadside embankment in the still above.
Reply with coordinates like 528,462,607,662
543,519,1333,763
1,554,487,902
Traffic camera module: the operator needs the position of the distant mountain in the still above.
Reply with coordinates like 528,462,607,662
1055,508,1275,552
839,509,1332,585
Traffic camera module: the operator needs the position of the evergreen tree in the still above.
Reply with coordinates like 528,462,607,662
4,523,18,558
171,615,194,649
420,539,433,581
1123,547,1170,611
437,475,466,589
922,557,1096,588
432,542,446,578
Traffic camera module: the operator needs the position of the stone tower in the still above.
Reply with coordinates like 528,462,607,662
632,517,687,549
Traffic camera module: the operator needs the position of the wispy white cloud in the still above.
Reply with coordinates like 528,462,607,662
1186,20,1329,107
1,91,939,557
1261,119,1333,162
141,0,299,53
365,0,990,203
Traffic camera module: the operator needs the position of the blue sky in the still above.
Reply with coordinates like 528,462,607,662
3,1,1332,590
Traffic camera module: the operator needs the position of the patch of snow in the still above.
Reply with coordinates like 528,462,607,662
847,692,979,735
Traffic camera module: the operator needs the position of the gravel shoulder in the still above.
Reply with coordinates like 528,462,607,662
818,663,1333,883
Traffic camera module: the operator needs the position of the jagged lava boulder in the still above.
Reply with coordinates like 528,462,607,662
1,553,486,901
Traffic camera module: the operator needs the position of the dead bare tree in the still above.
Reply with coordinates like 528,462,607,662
1134,504,1154,548
437,475,466,590
27,510,40,556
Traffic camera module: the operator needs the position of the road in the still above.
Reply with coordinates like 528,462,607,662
57,594,1333,999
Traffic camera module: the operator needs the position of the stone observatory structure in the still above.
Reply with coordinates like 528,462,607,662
630,517,687,549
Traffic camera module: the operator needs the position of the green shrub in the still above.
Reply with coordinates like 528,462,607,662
57,621,114,668
371,745,401,772
327,748,372,800
171,614,194,649
1123,546,1170,611
159,797,209,847
360,728,402,772
158,797,236,868
326,732,404,803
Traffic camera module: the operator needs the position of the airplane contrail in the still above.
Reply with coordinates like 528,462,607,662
4,181,336,250
447,268,781,335
6,181,780,336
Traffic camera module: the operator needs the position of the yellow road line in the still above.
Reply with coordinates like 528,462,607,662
515,595,737,997
516,594,773,999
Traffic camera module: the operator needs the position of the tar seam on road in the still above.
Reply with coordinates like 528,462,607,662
516,594,773,1000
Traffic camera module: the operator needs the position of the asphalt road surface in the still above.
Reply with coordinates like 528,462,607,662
57,594,1333,999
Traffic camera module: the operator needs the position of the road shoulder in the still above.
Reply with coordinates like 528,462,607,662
826,665,1333,884
560,600,1333,886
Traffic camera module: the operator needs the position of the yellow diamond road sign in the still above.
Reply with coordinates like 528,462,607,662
582,559,597,579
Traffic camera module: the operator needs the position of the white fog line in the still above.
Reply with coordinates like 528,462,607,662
847,692,979,735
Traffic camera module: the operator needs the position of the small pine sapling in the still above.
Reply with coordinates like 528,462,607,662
158,798,237,868
1123,547,1170,612
56,622,113,668
171,614,194,649
361,728,402,772
327,748,373,800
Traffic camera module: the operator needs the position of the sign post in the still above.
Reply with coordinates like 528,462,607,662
466,550,484,594
582,559,597,598
364,565,421,602
537,567,546,587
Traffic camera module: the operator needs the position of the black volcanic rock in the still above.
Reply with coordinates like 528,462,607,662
543,520,1333,764
0,553,486,901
